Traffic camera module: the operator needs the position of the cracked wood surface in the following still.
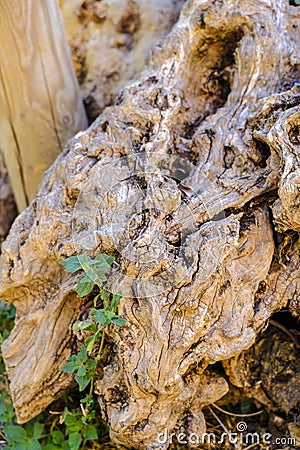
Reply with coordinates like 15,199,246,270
0,0,300,448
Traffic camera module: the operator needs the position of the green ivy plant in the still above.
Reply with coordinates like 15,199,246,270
59,253,126,449
0,254,125,450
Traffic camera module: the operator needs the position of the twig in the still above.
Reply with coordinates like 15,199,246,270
208,406,239,449
212,403,263,418
243,443,260,450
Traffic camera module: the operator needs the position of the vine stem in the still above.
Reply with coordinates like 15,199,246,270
97,328,106,361
89,327,106,398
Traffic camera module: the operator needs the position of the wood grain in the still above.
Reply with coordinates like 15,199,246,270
0,0,87,211
0,0,299,447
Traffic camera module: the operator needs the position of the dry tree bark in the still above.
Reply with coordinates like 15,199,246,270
0,0,300,449
223,319,300,414
60,0,185,120
0,0,181,250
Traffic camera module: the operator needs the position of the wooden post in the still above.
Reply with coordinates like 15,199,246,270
0,0,88,211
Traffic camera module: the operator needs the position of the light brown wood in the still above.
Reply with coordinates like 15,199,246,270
0,0,87,211
0,0,300,448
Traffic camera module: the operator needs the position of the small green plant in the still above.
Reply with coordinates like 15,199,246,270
0,254,125,450
4,422,45,450
59,253,126,449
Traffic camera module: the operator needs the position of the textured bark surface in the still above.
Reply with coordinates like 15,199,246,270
223,318,300,414
60,0,184,120
0,0,300,449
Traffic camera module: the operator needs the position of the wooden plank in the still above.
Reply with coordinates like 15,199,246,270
0,0,88,211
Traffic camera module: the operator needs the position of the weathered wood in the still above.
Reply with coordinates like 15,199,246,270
0,0,87,211
60,0,185,119
0,0,300,449
224,315,300,413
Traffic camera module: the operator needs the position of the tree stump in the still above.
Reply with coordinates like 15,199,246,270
0,0,300,448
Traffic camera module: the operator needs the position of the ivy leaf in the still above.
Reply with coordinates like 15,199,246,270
63,411,79,428
100,290,109,301
43,445,61,450
91,308,108,326
110,316,126,327
68,432,82,450
13,445,29,450
61,360,77,374
60,256,82,273
83,424,98,440
95,254,114,266
75,374,91,391
92,255,111,272
110,291,122,311
51,430,65,445
85,331,100,354
4,424,27,443
32,422,44,439
76,275,94,298
93,270,107,284
65,417,83,434
76,364,86,377
85,358,97,372
76,346,88,363
62,347,88,373
72,321,96,332
27,439,41,450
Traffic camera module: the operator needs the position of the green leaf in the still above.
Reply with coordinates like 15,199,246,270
68,432,82,450
43,444,62,450
76,346,88,364
60,256,82,273
83,424,98,440
14,444,29,450
33,422,44,439
85,358,97,372
93,294,100,308
72,321,96,332
51,430,65,445
76,363,86,377
85,332,100,354
4,424,27,443
27,439,41,450
61,361,77,374
91,255,110,273
75,374,91,391
96,254,114,266
65,418,83,434
79,256,98,281
62,408,77,427
111,316,126,327
91,308,107,326
100,290,109,301
111,291,122,309
75,275,94,298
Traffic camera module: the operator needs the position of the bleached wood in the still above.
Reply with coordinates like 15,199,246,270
0,0,87,211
